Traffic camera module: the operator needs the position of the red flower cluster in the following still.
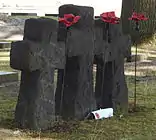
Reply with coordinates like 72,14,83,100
100,11,120,24
59,14,81,27
128,12,148,21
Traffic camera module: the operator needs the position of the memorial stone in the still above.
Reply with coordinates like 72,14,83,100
55,4,96,120
10,18,65,130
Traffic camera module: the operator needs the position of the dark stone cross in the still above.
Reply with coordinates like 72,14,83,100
9,5,131,130
55,4,96,120
94,19,131,112
107,23,131,112
10,18,65,130
94,19,110,109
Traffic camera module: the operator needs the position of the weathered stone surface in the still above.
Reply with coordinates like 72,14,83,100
23,18,57,43
10,40,65,71
15,69,55,130
10,41,40,71
94,19,109,57
56,55,96,120
58,4,94,57
107,24,131,61
55,5,96,120
94,22,131,112
112,57,128,112
95,61,115,109
94,18,110,109
11,18,65,130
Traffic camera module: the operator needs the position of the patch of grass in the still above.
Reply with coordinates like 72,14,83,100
0,78,156,139
0,85,18,129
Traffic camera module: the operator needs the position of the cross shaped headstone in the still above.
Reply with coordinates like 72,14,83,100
94,20,131,112
55,4,96,120
108,23,131,113
10,18,65,130
94,18,110,109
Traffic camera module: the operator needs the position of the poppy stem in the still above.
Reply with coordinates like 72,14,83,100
134,41,137,109
59,26,69,117
134,21,139,109
135,21,139,31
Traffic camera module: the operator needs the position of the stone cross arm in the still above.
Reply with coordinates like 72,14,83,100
10,40,65,71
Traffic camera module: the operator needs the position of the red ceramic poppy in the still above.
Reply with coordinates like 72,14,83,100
100,11,120,24
128,12,148,21
59,14,81,27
